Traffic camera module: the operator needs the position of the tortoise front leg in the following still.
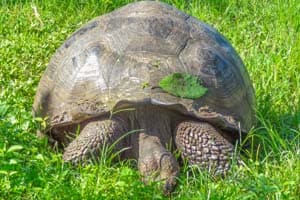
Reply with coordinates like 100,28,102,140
175,121,236,174
63,119,127,164
138,133,179,195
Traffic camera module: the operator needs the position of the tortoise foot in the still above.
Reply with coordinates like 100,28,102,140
175,121,237,174
63,119,125,164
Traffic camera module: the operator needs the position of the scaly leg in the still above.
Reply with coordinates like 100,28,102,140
175,121,236,174
63,119,126,164
138,133,179,195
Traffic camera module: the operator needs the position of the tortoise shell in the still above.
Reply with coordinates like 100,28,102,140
33,1,255,137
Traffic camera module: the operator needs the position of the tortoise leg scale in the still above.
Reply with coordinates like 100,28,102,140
63,119,126,164
175,121,235,174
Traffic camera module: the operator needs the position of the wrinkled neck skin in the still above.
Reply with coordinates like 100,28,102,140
112,104,188,159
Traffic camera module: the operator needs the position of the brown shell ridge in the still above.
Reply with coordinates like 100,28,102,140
33,1,255,136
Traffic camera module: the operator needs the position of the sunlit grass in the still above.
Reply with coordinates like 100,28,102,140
0,0,299,199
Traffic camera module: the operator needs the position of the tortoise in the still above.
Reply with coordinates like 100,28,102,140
33,1,255,194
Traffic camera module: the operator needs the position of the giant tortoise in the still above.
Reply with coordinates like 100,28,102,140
33,1,255,193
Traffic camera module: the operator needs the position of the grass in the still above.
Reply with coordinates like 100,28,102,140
0,0,299,199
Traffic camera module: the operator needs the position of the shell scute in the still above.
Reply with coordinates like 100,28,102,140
33,1,255,135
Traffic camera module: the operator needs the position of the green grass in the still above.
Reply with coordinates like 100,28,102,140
0,0,299,199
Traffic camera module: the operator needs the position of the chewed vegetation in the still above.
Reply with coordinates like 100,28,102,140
0,0,299,199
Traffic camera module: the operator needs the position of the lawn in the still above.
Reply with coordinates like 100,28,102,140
0,0,299,199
